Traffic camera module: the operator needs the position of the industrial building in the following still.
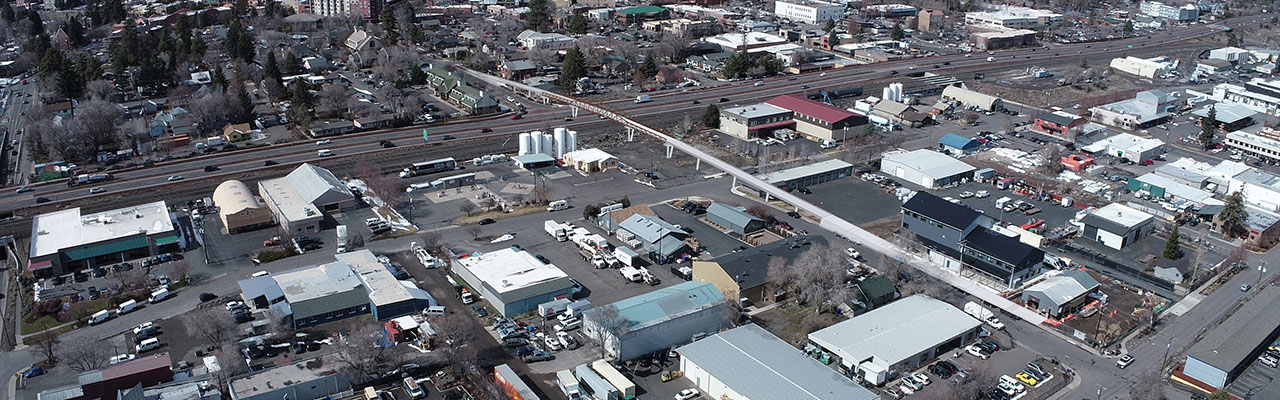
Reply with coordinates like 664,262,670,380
677,324,880,400
1080,132,1167,162
808,295,983,385
236,250,436,329
258,163,356,234
618,214,692,263
452,247,574,317
880,149,977,189
228,353,351,400
970,28,1038,50
37,352,173,400
1109,56,1174,79
28,201,182,278
1210,79,1280,117
213,180,273,234
562,148,619,173
1126,172,1223,207
941,85,1004,111
583,281,731,361
1194,103,1256,132
938,134,981,155
1140,0,1198,21
963,6,1063,29
718,103,794,140
773,0,844,24
755,159,854,192
1079,203,1157,250
1179,286,1280,391
705,31,788,51
1020,269,1102,318
705,203,767,235
518,128,579,160
693,235,824,304
764,95,867,142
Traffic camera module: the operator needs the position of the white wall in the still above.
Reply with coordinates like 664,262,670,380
681,358,748,400
1094,229,1125,250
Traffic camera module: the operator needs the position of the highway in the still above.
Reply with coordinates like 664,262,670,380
0,16,1255,216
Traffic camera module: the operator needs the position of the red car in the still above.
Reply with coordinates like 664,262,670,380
1141,159,1154,165
511,115,523,120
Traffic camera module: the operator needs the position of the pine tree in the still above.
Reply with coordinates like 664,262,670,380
890,22,904,41
57,61,84,99
38,48,63,76
283,51,301,75
1199,105,1217,148
1163,225,1181,260
1123,20,1134,33
568,11,589,35
1,4,13,23
824,19,835,33
701,104,720,128
828,29,839,49
722,50,752,79
641,56,658,78
265,50,282,83
66,18,85,46
380,5,399,45
234,86,254,123
290,82,312,107
557,46,586,91
526,0,551,32
211,67,228,90
234,0,249,16
28,8,44,37
1220,191,1249,239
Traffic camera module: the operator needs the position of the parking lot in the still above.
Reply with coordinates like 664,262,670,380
1229,354,1280,399
891,329,1067,400
802,176,905,226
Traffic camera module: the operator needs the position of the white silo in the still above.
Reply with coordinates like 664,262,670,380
893,83,904,102
882,87,892,102
529,131,542,155
553,128,567,159
518,132,531,155
566,130,578,154
540,133,554,156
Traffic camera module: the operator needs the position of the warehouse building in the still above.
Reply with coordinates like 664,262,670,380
1020,269,1101,318
619,214,692,263
37,352,174,400
755,159,854,192
28,201,182,278
678,324,880,400
1080,132,1167,163
941,85,1004,111
258,164,356,234
452,247,574,317
809,295,983,384
1194,103,1256,132
213,180,273,234
880,149,977,189
338,250,437,321
718,103,794,140
694,235,823,304
764,95,868,142
1079,203,1156,250
938,133,980,155
705,203,766,235
1179,286,1280,391
583,281,731,361
229,353,351,400
1089,89,1175,130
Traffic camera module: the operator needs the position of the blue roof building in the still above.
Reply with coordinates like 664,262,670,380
939,133,980,155
584,281,731,361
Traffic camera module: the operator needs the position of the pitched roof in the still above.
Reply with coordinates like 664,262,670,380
609,204,657,225
284,163,352,205
902,191,984,230
608,281,724,330
939,133,979,150
809,295,981,369
677,324,880,400
1188,285,1280,372
706,203,762,229
619,214,683,243
1023,269,1100,308
1038,111,1084,126
765,95,859,124
963,227,1044,266
852,275,897,302
705,235,826,291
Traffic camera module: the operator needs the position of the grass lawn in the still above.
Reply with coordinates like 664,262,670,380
453,205,545,225
22,324,75,345
21,298,111,335
752,302,844,345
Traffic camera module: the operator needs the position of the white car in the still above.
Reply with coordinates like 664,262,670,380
132,322,155,335
674,388,701,400
167,175,184,181
966,345,990,359
89,187,106,194
316,139,332,145
844,248,861,259
544,335,563,351
901,376,924,391
975,190,990,198
108,354,136,365
913,372,931,386
225,301,246,311
958,191,974,198
557,331,578,349
1117,354,1135,368
999,375,1026,393
754,81,764,86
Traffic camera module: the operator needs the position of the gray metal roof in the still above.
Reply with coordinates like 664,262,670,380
809,295,981,369
757,159,853,184
619,214,682,244
1187,285,1280,371
1022,270,1100,309
677,324,879,400
706,203,762,229
285,163,353,206
607,281,725,331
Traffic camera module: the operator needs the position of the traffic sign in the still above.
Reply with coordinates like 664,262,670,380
423,129,429,141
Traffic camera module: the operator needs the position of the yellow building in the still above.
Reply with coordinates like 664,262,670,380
213,180,274,234
693,235,824,304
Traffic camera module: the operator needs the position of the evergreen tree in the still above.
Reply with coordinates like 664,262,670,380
1220,191,1249,239
1163,225,1181,260
890,22,904,41
265,50,282,83
824,19,835,32
136,54,172,93
110,19,138,70
190,35,206,61
722,50,752,79
28,8,44,37
77,53,103,82
1123,20,1134,33
282,51,301,75
57,60,84,99
641,56,658,78
1,3,13,23
568,11,589,35
701,104,720,128
211,67,228,90
526,0,551,32
557,46,586,91
1199,105,1217,148
380,5,399,45
290,82,312,107
38,48,63,76
827,29,839,49
66,18,85,46
234,86,254,123
620,195,631,208
234,0,249,16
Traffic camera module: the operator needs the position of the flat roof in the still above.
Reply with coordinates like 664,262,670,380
1091,98,1169,124
882,149,977,179
272,262,364,303
723,103,791,119
30,201,174,259
1080,133,1165,154
455,248,568,295
1188,285,1280,372
809,295,981,369
678,324,880,400
1088,203,1155,228
229,353,346,398
1233,168,1280,192
758,159,853,184
512,153,555,163
1133,173,1222,205
564,148,616,164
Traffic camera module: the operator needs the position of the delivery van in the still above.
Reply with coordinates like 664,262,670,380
89,310,110,325
149,288,170,303
117,299,139,315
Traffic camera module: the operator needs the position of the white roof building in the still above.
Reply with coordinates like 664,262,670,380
705,31,787,51
879,149,976,189
808,295,983,378
1080,133,1166,162
258,164,356,233
452,247,574,316
964,6,1063,29
28,201,179,275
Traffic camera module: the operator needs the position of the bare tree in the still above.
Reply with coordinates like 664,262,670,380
466,224,484,240
31,326,60,364
212,345,248,394
63,336,109,372
182,307,238,347
71,100,123,153
319,84,349,117
530,185,552,205
86,80,116,101
355,162,398,206
429,312,481,374
169,260,189,283
1037,143,1065,175
188,91,231,136
332,324,403,385
583,304,628,360
459,202,477,216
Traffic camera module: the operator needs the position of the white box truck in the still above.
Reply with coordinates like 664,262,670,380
545,221,568,242
613,247,638,268
336,225,348,253
539,298,572,318
964,301,1006,330
563,300,592,319
557,369,584,399
117,299,138,315
547,200,569,212
149,288,170,303
619,267,643,282
634,95,651,103
89,310,110,325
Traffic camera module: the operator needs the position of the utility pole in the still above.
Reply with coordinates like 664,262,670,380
1259,262,1267,290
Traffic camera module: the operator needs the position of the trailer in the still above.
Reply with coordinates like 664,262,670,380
336,225,348,253
564,300,592,319
539,298,573,318
494,364,540,400
591,360,636,400
557,370,584,399
612,247,638,268
575,363,619,400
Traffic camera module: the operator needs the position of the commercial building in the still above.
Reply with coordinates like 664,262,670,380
1109,56,1174,79
755,159,854,192
615,5,671,24
880,149,977,189
773,0,844,24
516,30,576,50
583,281,731,361
963,6,1062,29
705,32,788,51
764,95,867,142
809,295,983,384
1209,47,1251,63
228,353,351,400
37,352,173,400
1079,203,1157,250
618,214,692,263
901,192,1043,286
1020,269,1101,318
452,247,574,317
28,201,181,277
1126,173,1223,207
718,103,794,140
642,18,721,38
863,4,918,17
970,28,1037,50
258,163,356,234
677,324,880,400
1211,80,1280,117
1034,111,1088,138
1089,90,1175,131
1194,103,1256,132
960,226,1046,288
562,148,619,173
1080,132,1166,163
1180,285,1280,390
693,235,823,304
938,133,980,155
1140,1,1199,22
1225,128,1280,164
1197,58,1233,74
705,203,767,235
339,250,436,320
213,180,273,234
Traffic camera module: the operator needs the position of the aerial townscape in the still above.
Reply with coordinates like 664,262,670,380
1,0,1280,399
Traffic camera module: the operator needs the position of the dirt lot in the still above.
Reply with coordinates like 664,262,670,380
753,303,844,346
1033,270,1165,347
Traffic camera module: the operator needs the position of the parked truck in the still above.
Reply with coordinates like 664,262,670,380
563,300,592,319
539,298,573,318
336,225,348,253
556,370,584,400
545,221,568,242
619,266,643,282
613,247,638,268
591,360,636,400
964,301,1006,330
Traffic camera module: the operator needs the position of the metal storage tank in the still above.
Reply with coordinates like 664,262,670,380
540,133,554,156
567,130,578,154
519,132,532,155
553,129,566,159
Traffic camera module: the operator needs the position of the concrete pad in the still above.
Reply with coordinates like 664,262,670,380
499,183,534,195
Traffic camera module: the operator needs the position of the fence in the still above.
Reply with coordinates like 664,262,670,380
1055,241,1175,292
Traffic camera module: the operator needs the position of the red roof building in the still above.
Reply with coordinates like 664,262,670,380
764,95,867,142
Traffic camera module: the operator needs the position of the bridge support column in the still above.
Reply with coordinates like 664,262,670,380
570,106,579,118
665,144,674,159
627,127,635,142
695,158,700,170
732,176,737,189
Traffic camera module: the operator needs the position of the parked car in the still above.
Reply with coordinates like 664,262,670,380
524,349,553,362
1117,354,1135,368
674,388,701,400
966,345,990,359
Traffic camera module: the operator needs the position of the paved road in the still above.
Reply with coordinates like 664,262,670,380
0,15,1255,214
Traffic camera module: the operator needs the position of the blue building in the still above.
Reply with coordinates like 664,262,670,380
939,133,981,155
584,281,731,361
